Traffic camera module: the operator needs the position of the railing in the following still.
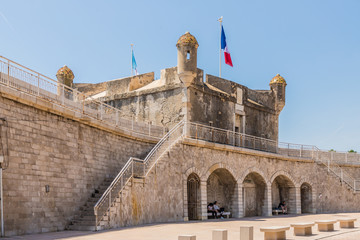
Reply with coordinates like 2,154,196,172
0,55,164,138
186,122,318,158
186,122,360,191
316,146,360,192
94,120,185,229
143,120,185,175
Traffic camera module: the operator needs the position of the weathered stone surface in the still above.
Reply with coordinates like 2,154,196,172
0,95,154,236
106,140,360,229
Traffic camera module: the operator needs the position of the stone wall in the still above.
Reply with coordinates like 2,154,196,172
108,86,184,128
0,95,155,236
108,139,360,228
75,72,154,97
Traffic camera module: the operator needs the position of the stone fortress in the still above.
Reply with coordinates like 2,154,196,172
0,32,359,236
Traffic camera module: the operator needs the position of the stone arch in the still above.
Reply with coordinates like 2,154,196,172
270,170,297,214
183,167,202,221
202,162,239,182
205,164,237,218
238,167,269,184
184,167,202,180
299,179,316,214
270,170,299,187
240,168,268,217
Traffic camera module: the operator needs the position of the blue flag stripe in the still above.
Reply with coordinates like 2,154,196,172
221,26,226,50
132,50,137,70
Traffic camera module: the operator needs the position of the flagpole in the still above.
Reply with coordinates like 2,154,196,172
131,44,134,76
218,16,223,78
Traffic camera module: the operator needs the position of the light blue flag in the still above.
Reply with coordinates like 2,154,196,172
132,50,138,75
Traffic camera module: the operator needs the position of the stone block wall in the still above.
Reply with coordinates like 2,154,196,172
0,95,155,236
107,140,360,228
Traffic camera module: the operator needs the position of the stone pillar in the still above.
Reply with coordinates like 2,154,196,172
240,226,254,240
234,182,244,218
179,235,196,240
183,179,189,221
264,185,272,216
295,187,301,214
312,190,317,213
212,229,227,240
200,180,208,220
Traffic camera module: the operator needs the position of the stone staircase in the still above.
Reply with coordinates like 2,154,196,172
67,178,114,231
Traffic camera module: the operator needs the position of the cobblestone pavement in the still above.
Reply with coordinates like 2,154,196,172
3,213,360,240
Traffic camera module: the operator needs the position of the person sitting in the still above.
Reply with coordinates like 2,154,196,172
278,201,287,214
207,203,217,218
213,201,224,219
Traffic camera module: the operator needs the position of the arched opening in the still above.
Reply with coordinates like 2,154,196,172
271,175,296,214
242,172,266,216
207,168,236,217
301,183,312,213
187,173,200,220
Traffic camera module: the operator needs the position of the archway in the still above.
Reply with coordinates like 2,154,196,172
187,173,201,220
207,168,237,216
242,172,267,216
271,175,296,214
301,183,312,213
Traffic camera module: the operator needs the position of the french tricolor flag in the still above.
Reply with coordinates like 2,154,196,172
221,26,233,67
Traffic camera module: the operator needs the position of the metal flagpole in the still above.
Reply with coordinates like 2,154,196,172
131,44,134,76
218,16,223,78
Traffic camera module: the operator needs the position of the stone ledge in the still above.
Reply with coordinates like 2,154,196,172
182,137,315,163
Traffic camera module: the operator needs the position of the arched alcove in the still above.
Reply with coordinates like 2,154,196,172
271,175,296,214
301,182,313,213
207,168,236,216
242,172,267,216
187,173,201,220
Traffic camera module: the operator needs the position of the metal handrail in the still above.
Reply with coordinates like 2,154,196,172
93,120,185,229
0,55,165,138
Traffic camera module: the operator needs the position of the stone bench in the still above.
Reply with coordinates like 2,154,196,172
315,220,337,231
207,211,231,219
290,222,314,236
260,226,290,240
272,209,282,215
338,218,357,228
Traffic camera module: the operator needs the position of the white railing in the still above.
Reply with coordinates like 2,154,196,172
316,147,360,192
0,55,165,138
94,120,185,229
186,122,360,191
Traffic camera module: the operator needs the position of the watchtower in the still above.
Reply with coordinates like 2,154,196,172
269,74,287,113
176,32,198,87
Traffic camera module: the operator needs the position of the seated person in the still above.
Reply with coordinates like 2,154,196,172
278,201,287,214
207,203,217,218
213,201,224,219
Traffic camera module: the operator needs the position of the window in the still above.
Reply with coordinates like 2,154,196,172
186,51,190,60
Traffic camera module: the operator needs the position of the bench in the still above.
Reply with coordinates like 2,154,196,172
272,209,282,215
207,211,231,219
290,222,314,236
260,226,289,240
315,220,337,231
338,218,357,228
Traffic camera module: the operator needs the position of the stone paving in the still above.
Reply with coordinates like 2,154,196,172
3,213,360,240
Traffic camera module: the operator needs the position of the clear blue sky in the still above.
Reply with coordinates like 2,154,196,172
1,0,359,151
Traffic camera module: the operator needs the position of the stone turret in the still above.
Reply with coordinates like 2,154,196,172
56,65,74,87
270,74,287,113
56,65,75,98
176,32,198,87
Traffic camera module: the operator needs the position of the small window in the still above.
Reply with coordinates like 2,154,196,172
186,51,190,60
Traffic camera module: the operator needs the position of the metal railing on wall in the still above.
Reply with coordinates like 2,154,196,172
94,120,185,230
0,55,165,138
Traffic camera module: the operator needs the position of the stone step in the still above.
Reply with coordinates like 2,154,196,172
74,215,96,221
71,220,96,226
68,224,96,231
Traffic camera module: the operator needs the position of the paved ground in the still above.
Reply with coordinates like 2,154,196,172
3,213,360,240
